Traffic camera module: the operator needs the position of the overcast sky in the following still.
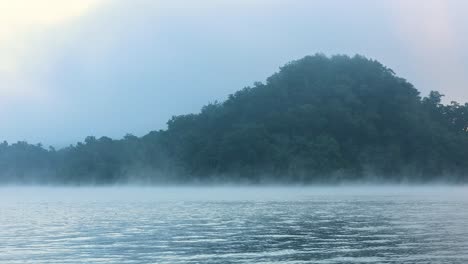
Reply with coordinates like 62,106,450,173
1,0,468,146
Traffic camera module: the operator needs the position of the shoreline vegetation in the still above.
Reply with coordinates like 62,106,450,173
1,54,467,185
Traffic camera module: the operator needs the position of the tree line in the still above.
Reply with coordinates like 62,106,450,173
1,54,467,184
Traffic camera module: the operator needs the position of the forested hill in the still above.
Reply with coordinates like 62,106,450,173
1,54,467,184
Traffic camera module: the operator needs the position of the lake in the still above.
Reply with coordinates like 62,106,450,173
0,186,467,263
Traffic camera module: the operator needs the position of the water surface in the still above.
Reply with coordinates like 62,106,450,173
0,186,467,263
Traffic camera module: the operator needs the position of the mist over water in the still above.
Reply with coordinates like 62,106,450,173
1,0,468,263
1,186,467,264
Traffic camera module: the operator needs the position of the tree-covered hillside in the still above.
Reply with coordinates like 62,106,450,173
1,54,467,184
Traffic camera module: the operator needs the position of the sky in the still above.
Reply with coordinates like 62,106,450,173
1,0,468,146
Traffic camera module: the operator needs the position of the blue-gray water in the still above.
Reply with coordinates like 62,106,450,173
0,187,467,264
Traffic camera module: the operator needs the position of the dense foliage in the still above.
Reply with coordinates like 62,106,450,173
1,54,467,184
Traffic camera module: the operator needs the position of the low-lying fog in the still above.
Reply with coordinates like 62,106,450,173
1,186,467,203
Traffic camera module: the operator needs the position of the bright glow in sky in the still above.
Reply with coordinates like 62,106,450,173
0,0,103,91
0,0,99,32
0,0,95,19
0,0,467,146
0,0,101,58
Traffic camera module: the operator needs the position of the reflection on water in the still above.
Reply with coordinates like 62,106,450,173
0,187,467,263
